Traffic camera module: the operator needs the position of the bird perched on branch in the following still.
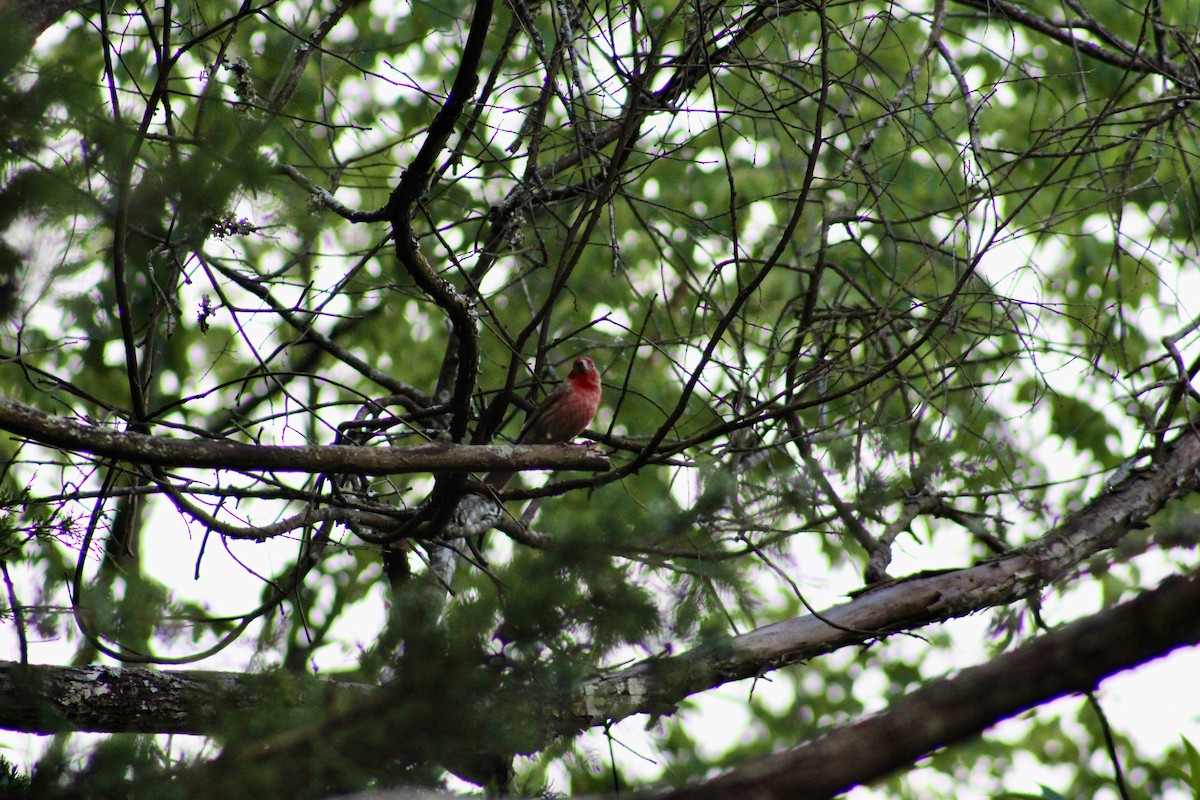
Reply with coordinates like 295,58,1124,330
484,357,602,491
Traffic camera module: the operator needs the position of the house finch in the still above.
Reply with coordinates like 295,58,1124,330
484,357,602,491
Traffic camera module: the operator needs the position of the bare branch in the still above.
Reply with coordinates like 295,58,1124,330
0,398,609,475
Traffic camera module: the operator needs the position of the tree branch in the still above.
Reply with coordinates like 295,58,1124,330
660,570,1200,800
0,397,609,475
0,662,369,735
950,0,1187,82
559,430,1200,733
385,0,494,444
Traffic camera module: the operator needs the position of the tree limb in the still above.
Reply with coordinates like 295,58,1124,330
0,663,369,735
0,397,609,475
659,570,1200,800
559,430,1199,733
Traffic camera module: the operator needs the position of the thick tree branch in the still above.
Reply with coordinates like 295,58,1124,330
385,0,493,444
0,663,369,735
559,430,1200,733
660,570,1200,800
0,397,608,475
0,0,80,42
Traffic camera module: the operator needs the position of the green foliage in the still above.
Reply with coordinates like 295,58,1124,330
1163,736,1200,795
0,755,31,799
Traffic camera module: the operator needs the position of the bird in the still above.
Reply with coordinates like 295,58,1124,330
484,357,602,491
